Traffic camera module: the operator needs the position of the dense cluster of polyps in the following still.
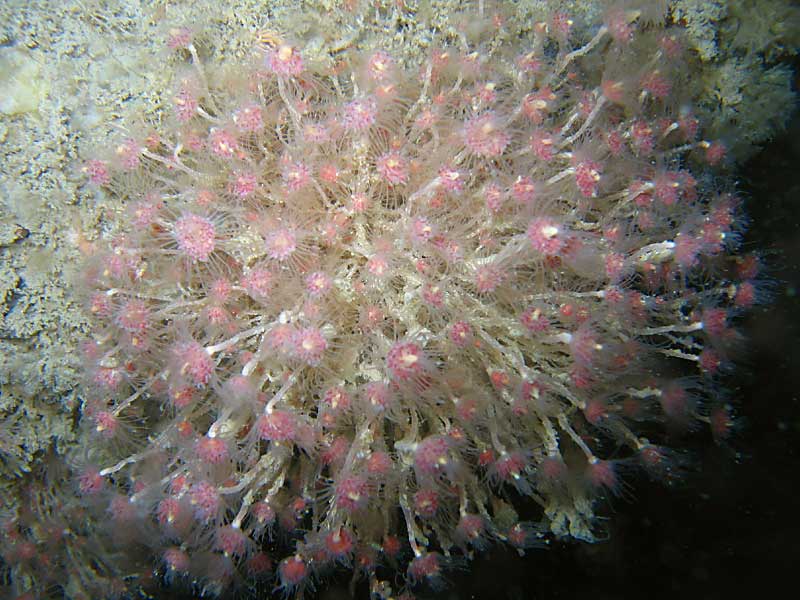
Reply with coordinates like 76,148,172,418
68,6,757,598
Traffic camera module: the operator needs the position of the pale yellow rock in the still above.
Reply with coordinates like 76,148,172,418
0,47,49,115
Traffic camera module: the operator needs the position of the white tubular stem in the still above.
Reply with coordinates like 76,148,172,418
546,166,574,186
277,78,303,134
557,413,594,460
141,149,202,178
264,369,300,414
636,322,703,336
557,26,608,74
206,324,268,356
560,95,606,148
111,372,163,417
188,43,220,115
